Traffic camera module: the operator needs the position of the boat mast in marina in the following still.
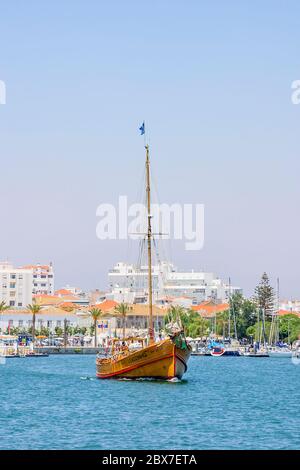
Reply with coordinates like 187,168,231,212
145,144,154,344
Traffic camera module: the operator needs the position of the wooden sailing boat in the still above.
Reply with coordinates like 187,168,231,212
96,142,191,379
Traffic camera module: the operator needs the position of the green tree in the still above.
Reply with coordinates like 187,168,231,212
0,300,10,314
114,303,131,338
254,272,275,317
73,325,87,336
186,315,210,338
0,301,10,334
216,309,229,337
39,326,50,337
164,307,210,338
278,314,300,343
164,306,189,329
89,308,103,347
246,319,272,343
232,295,257,339
54,326,63,336
27,302,42,342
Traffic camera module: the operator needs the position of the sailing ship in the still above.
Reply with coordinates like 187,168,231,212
96,141,191,379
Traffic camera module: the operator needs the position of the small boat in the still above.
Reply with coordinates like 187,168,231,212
208,340,237,357
96,134,191,380
211,346,225,357
223,349,240,356
243,350,269,357
210,344,241,356
267,346,292,358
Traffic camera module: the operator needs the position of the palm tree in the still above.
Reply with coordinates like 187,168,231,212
114,303,131,338
0,301,10,334
89,308,103,347
216,309,229,338
165,306,188,329
0,300,10,313
27,302,42,342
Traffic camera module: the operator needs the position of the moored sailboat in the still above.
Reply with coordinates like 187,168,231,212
96,134,191,379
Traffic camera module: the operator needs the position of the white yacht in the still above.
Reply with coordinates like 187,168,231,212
268,346,292,358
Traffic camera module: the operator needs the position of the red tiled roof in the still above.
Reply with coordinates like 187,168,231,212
22,265,51,271
94,300,119,312
55,289,73,296
60,302,77,308
278,309,300,317
191,302,229,317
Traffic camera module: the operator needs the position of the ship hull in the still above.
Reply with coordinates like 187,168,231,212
96,338,191,380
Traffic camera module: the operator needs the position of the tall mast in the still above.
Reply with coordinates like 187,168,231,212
145,144,154,344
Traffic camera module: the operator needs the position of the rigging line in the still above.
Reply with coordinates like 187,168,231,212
124,165,146,267
136,170,147,270
136,237,146,294
150,166,174,266
137,236,146,269
126,164,146,269
153,237,169,304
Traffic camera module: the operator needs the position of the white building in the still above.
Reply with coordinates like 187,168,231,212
22,263,54,296
0,307,83,334
0,262,33,308
108,261,242,305
279,300,300,313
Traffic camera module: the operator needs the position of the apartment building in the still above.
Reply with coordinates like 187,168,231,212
22,263,54,296
0,262,33,308
108,261,242,304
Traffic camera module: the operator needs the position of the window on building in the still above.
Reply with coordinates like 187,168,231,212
57,320,62,327
10,274,16,280
8,319,14,326
18,303,22,307
10,283,16,289
18,320,23,327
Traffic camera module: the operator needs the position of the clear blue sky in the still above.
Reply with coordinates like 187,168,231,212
0,1,299,297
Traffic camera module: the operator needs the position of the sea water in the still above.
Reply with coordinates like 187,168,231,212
0,355,299,449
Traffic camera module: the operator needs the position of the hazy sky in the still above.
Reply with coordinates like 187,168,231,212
0,1,299,297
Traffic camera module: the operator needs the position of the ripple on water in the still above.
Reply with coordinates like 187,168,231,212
0,355,299,449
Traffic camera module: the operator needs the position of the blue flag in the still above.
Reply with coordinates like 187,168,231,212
139,122,145,135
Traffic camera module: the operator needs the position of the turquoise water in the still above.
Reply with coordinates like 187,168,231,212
0,355,299,450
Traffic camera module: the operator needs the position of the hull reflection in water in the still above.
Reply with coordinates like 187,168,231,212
96,338,191,380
